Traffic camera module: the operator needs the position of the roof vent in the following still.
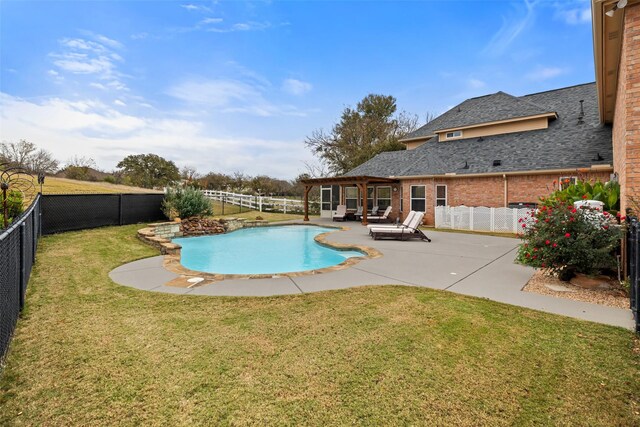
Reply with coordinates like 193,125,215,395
592,152,604,161
477,137,484,142
462,161,469,169
457,106,461,112
493,160,502,167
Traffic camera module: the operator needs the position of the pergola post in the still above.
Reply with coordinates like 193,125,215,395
303,185,311,221
361,181,368,225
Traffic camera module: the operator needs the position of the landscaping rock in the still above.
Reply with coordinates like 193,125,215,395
180,217,226,236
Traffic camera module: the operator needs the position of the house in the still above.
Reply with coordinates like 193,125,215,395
303,83,613,225
300,0,639,226
592,0,640,216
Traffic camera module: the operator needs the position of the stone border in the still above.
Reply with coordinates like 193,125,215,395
138,222,381,287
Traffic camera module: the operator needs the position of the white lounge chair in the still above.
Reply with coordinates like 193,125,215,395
370,206,379,216
354,206,364,221
369,211,431,242
366,206,392,223
332,205,348,221
367,211,416,232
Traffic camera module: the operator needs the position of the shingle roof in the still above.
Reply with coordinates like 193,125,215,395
344,83,612,177
401,91,553,140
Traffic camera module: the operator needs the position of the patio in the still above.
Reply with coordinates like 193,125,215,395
110,218,635,329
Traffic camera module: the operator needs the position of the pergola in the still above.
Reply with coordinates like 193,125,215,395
300,175,399,225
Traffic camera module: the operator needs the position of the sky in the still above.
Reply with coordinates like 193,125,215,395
0,0,596,179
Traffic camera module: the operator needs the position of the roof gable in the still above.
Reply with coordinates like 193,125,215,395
402,91,554,141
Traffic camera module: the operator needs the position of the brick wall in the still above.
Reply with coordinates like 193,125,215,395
615,3,640,214
625,3,640,214
400,171,611,225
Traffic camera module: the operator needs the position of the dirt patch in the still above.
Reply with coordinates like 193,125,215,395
523,270,629,309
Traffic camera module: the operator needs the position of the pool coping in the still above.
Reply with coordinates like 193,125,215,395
155,223,383,288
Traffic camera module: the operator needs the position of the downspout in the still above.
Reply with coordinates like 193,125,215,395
503,174,508,207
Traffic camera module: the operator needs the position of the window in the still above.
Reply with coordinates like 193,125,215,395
435,185,447,207
321,186,331,211
445,130,463,139
366,187,374,211
410,185,426,212
559,176,577,190
344,187,358,210
376,186,391,210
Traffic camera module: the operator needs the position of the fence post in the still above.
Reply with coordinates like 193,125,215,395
284,199,287,214
118,194,124,226
470,207,474,231
490,208,495,232
451,208,456,230
259,196,263,212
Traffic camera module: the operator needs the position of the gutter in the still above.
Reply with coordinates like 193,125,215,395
390,165,613,180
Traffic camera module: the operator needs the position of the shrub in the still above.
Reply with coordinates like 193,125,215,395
516,200,623,280
2,190,24,227
162,187,212,219
544,180,620,215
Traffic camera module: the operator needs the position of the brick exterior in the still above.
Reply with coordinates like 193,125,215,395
399,171,611,225
614,3,640,214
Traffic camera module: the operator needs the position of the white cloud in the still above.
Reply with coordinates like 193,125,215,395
49,35,128,91
0,92,312,178
553,1,591,25
282,78,313,96
482,0,536,57
467,78,486,89
525,66,568,81
114,99,127,107
167,77,308,117
201,17,223,25
130,32,148,40
181,3,212,13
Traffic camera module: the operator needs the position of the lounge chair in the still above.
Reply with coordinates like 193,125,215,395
366,211,416,233
353,206,364,221
332,205,348,221
370,211,431,242
366,206,392,223
370,206,379,216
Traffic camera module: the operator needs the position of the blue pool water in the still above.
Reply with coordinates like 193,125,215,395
172,225,364,275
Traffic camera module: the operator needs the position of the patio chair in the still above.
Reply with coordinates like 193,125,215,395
370,206,379,216
369,211,431,242
366,206,392,223
332,205,348,221
366,211,416,234
354,206,364,221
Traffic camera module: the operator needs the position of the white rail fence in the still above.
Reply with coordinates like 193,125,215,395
202,190,319,214
435,206,533,233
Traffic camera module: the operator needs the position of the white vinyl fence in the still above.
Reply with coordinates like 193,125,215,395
202,190,318,214
435,206,533,233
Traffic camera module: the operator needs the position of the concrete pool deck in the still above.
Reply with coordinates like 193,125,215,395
109,219,635,329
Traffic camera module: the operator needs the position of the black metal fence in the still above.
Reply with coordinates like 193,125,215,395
0,195,41,363
41,193,166,235
628,217,639,334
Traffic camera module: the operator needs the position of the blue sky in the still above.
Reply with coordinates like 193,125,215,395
1,0,595,179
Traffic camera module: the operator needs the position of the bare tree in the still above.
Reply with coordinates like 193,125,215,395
66,155,96,169
0,140,58,173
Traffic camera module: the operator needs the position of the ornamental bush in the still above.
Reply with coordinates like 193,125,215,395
162,186,212,219
543,180,620,216
516,200,623,280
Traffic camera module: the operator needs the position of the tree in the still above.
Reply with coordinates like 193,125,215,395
64,156,97,181
305,94,419,175
116,153,180,189
0,139,59,173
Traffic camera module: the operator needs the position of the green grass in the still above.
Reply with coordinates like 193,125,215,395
0,225,638,426
209,200,316,222
39,176,162,194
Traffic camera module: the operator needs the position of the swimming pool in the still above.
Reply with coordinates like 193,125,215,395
172,225,364,275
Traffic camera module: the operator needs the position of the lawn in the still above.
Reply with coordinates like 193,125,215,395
209,199,314,222
0,225,638,426
39,177,162,194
